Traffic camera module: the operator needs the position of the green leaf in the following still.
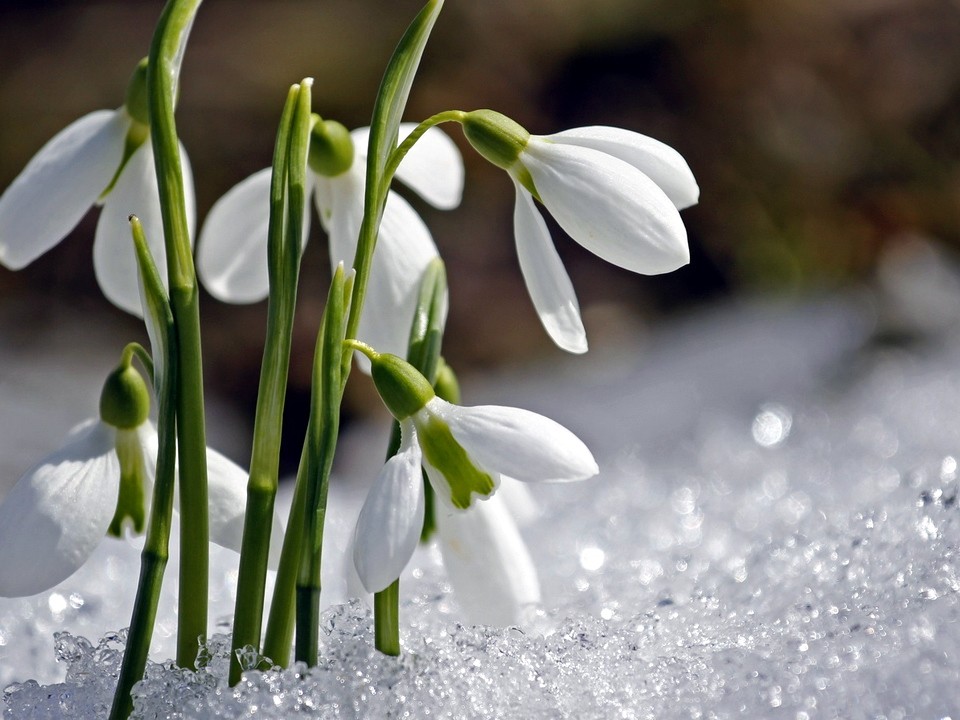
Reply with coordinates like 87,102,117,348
366,0,444,199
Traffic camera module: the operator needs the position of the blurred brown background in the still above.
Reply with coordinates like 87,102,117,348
1,0,959,469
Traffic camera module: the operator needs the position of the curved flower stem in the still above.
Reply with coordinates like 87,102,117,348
146,0,208,668
121,342,155,385
228,79,312,687
381,109,466,193
109,219,178,720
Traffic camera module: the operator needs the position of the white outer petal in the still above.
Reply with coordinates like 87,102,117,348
359,188,441,363
197,167,272,303
353,420,425,593
94,141,196,316
0,110,129,270
436,494,540,626
320,162,364,270
546,126,699,210
204,446,284,568
322,161,443,373
521,140,689,275
0,421,118,597
496,477,540,526
513,182,587,354
198,169,314,304
349,124,463,210
425,397,599,483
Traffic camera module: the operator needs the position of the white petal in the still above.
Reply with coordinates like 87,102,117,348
0,421,118,597
353,421,425,593
204,446,284,568
359,189,441,361
496,477,540,526
320,163,364,269
0,110,128,269
94,141,196,317
435,494,540,626
513,183,587,354
134,421,159,499
521,141,689,275
547,126,699,210
198,168,313,304
322,162,442,373
351,124,463,209
427,398,599,483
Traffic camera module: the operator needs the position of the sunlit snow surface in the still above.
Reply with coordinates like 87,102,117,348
5,277,960,716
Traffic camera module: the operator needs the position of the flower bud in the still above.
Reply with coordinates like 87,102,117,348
99,364,150,430
308,118,355,177
462,110,530,171
369,351,436,420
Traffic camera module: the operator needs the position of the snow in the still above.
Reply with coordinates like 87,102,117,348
4,243,960,718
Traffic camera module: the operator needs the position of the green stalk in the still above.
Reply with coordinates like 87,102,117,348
109,218,178,720
146,0,208,667
228,79,312,686
373,582,401,655
278,0,444,666
261,435,311,666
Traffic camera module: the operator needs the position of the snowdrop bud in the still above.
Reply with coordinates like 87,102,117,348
350,342,436,420
308,118,355,177
124,57,151,127
99,364,150,430
462,110,530,171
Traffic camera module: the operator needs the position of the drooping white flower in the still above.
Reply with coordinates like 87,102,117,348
463,111,698,354
197,121,463,365
351,348,597,594
0,417,276,598
0,64,196,317
434,480,541,626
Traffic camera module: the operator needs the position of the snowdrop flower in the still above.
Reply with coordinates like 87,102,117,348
0,363,276,598
0,59,195,317
198,118,463,364
349,345,597,593
434,479,541,626
462,110,698,354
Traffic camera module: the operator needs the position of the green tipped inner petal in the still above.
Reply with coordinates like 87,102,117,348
418,415,495,509
108,429,148,537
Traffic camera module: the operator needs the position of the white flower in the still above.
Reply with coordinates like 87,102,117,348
197,123,463,365
434,479,540,626
464,111,698,354
0,418,276,598
352,397,597,594
0,108,195,317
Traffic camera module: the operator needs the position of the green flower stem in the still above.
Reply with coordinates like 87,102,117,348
121,342,155,385
110,219,178,720
228,79,312,687
373,259,447,654
282,0,444,666
295,268,351,665
146,0,208,668
374,582,401,655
